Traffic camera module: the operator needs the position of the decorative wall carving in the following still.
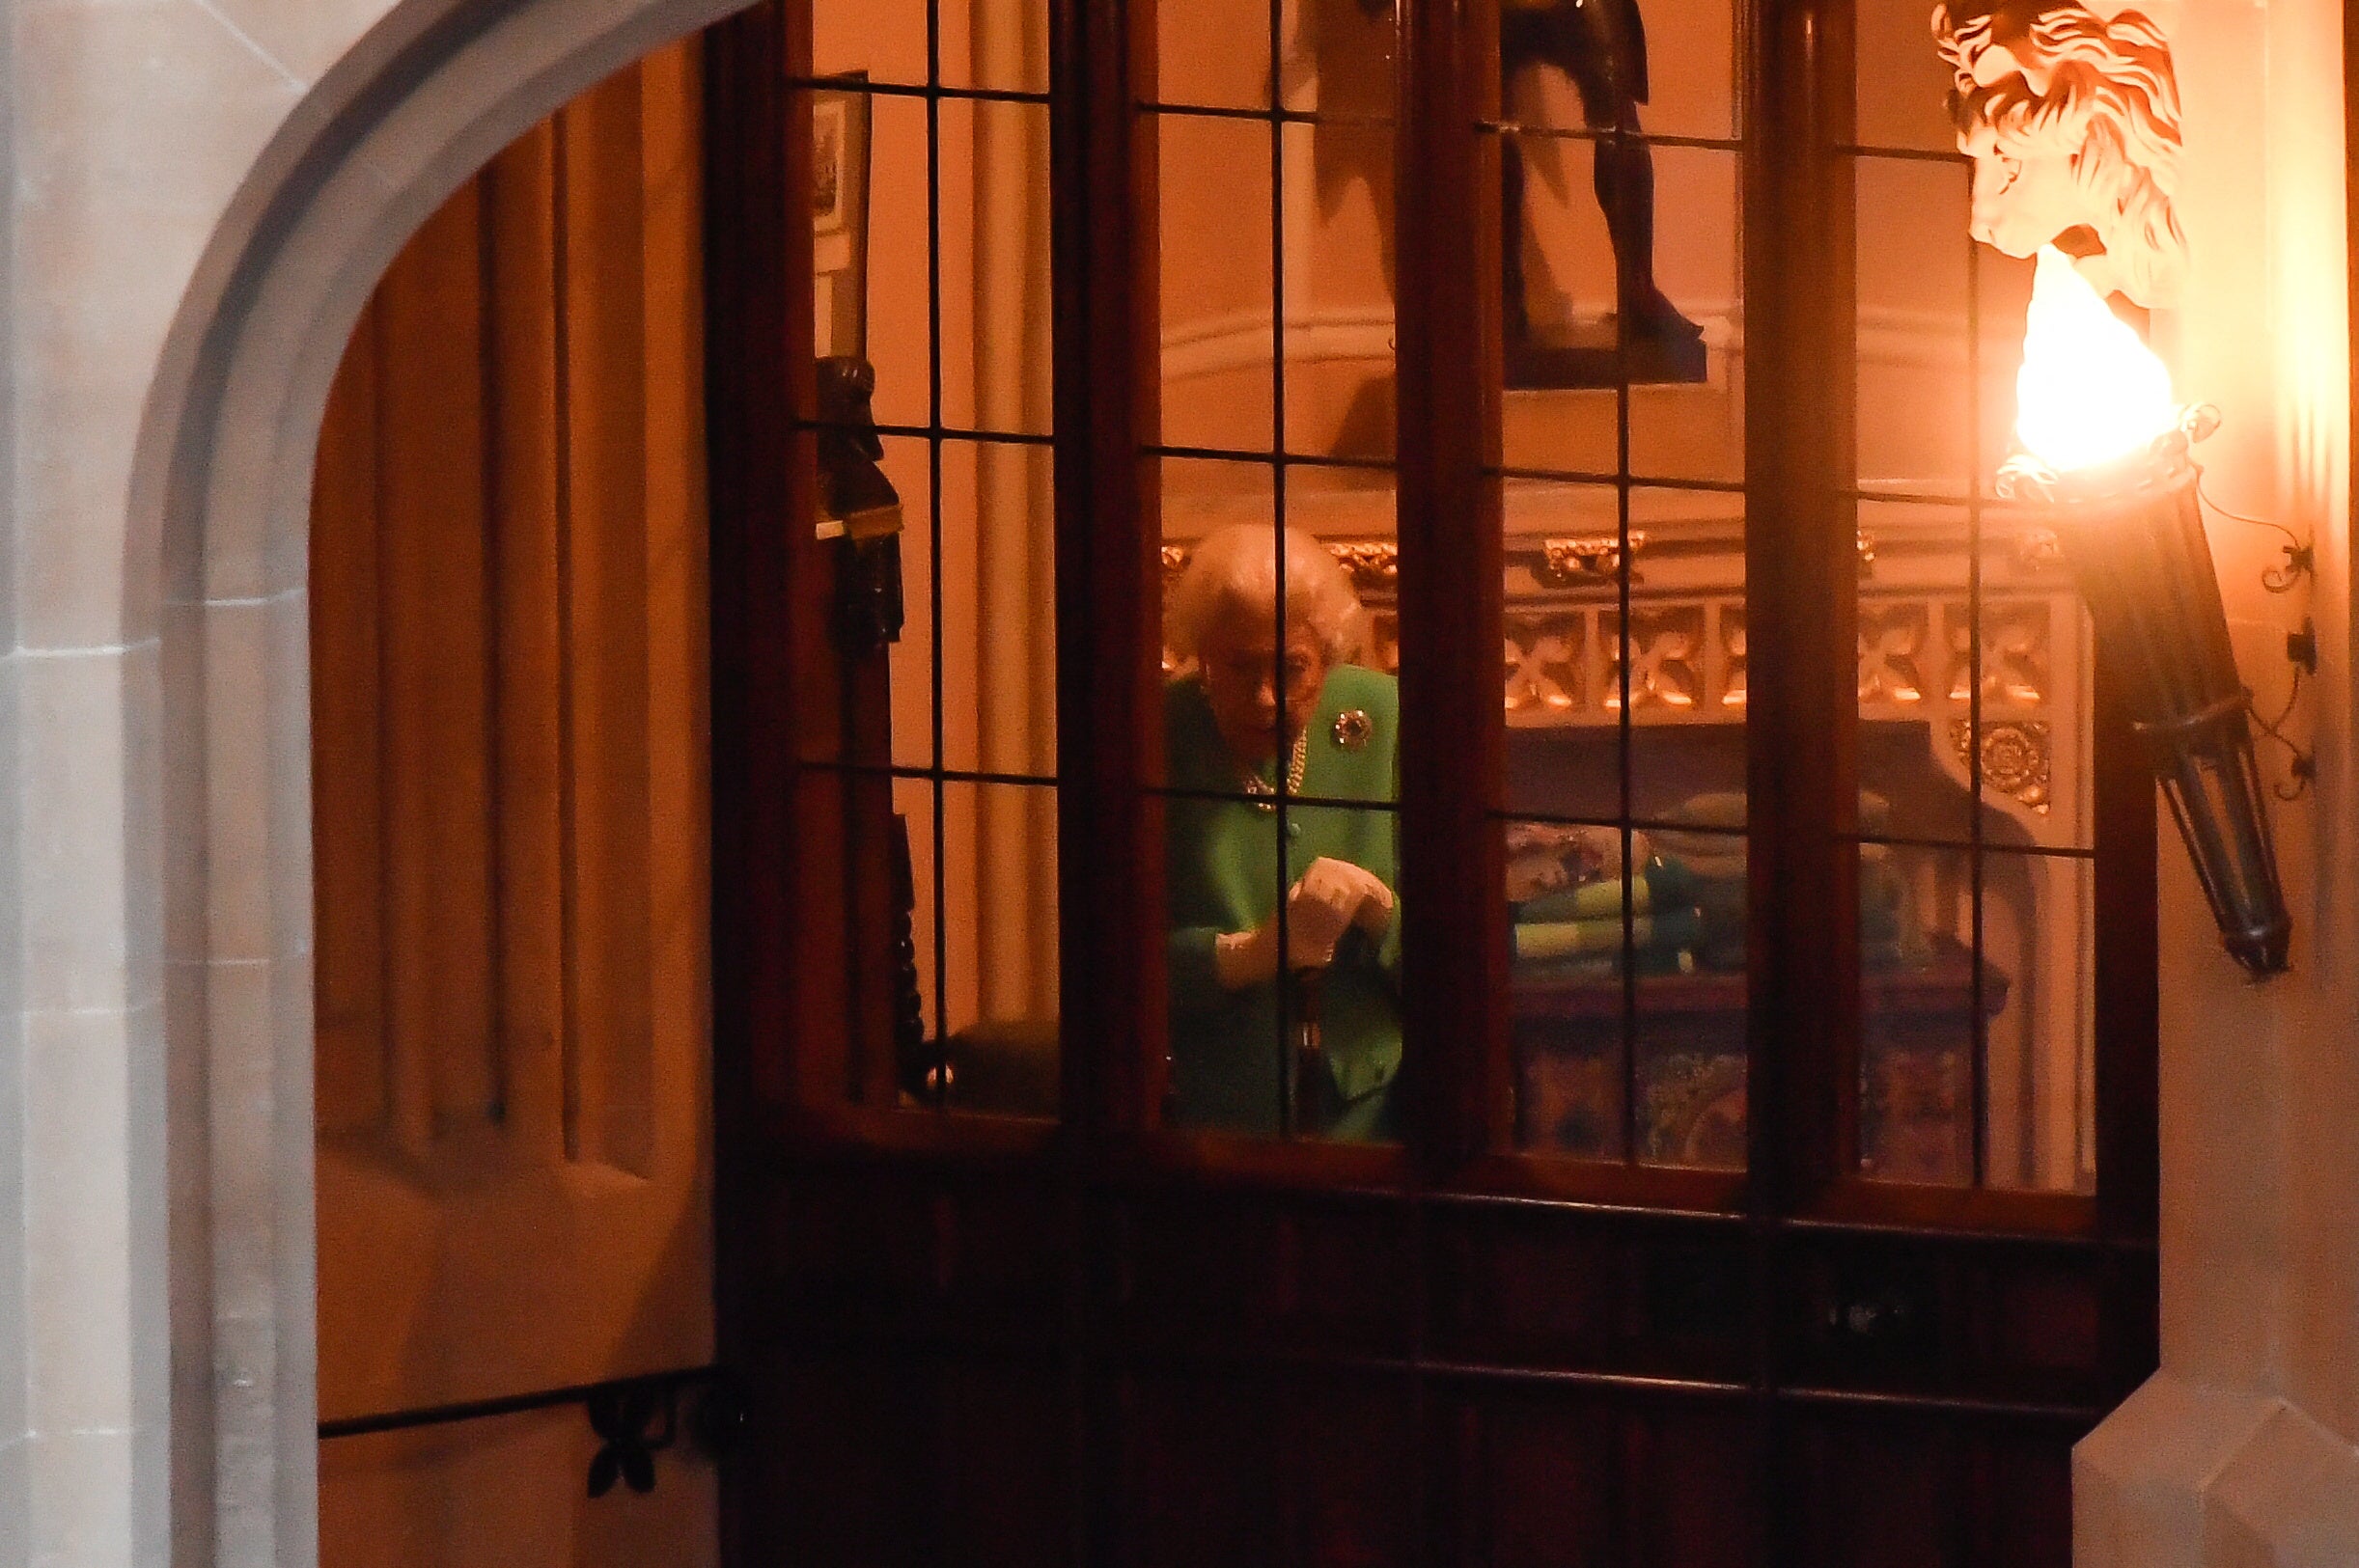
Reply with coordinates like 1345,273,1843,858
1931,0,2187,307
1540,534,1647,587
1155,540,2078,832
1951,718,2054,812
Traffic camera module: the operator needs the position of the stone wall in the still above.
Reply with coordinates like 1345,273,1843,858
2075,0,2359,1562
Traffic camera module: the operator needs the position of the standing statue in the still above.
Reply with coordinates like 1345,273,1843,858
1931,0,2187,307
1497,0,1705,385
1351,0,1706,387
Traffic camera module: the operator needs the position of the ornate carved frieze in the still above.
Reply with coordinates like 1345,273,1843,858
1540,534,1647,588
1157,536,2070,756
1944,600,2050,707
1504,617,1585,719
1859,603,1933,705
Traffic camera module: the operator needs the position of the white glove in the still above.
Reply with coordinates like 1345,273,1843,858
1286,857,1394,969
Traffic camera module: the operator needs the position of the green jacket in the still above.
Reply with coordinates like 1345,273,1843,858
1165,664,1402,1138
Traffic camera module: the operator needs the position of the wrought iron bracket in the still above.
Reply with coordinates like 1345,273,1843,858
319,1364,736,1501
588,1366,746,1498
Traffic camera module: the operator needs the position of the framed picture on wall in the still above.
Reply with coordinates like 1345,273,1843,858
812,75,871,360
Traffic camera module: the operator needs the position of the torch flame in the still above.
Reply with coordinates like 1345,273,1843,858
2014,245,2179,473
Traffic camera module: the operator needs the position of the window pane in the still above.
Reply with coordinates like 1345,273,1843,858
1855,0,1960,154
814,0,1049,96
1282,116,1398,462
1855,156,1973,498
1159,111,1277,454
1157,502,1402,1142
881,433,936,771
804,37,1060,1120
864,91,933,431
1504,481,1623,822
901,778,1062,1118
815,0,928,91
1634,821,1746,1170
1855,842,2093,1192
1859,843,1975,1186
1856,498,1974,846
1490,0,1737,145
1627,145,1741,486
936,97,1054,438
1982,850,2095,1193
1152,12,1400,1142
1156,0,1274,111
1163,794,1404,1143
1488,0,1747,1170
1509,816,1746,1166
935,436,1058,779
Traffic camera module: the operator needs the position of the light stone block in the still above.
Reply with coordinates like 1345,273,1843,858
13,0,307,641
161,600,208,969
24,1006,141,1435
2076,1373,2280,1568
266,587,315,966
202,595,298,967
28,1428,136,1568
164,958,217,1568
192,0,386,88
2205,1404,2359,1568
0,1003,23,1449
18,646,161,1014
0,1436,27,1568
203,960,280,1326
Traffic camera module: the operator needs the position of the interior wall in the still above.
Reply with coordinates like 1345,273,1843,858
2075,0,2359,1556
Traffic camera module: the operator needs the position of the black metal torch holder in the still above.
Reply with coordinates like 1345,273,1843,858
1999,412,2291,977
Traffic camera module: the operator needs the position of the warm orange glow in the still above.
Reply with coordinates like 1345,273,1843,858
2014,245,2179,472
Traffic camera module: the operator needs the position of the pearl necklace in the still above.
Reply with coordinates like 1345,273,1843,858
1241,729,1309,812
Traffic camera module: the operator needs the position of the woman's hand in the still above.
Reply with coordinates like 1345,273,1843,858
1212,918,1282,990
1210,859,1396,986
1286,857,1395,968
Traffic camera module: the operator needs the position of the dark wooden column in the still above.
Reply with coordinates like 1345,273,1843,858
1395,0,1507,1173
1054,0,1166,1136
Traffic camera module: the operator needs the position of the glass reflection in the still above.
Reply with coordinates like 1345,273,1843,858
1164,523,1401,1141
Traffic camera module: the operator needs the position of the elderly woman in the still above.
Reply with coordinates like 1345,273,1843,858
1165,521,1402,1140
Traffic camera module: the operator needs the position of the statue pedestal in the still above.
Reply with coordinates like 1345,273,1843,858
1507,315,1709,390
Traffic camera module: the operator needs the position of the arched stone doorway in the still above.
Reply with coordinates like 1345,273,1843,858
113,1,746,1560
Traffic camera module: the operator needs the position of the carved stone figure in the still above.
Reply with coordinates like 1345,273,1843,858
1352,0,1705,387
1931,0,2187,307
1497,0,1704,385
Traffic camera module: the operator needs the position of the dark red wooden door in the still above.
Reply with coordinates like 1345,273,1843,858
700,1,2159,1564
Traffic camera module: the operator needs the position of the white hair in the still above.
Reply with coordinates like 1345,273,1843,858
1166,522,1371,667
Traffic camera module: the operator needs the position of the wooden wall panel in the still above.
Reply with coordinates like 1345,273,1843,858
313,40,714,1568
562,67,659,1175
313,57,699,1184
482,120,569,1164
374,179,502,1152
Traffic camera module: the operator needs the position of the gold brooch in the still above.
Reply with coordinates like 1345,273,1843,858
1331,708,1373,751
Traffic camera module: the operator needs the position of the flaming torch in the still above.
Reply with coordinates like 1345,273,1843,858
1997,246,2290,977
